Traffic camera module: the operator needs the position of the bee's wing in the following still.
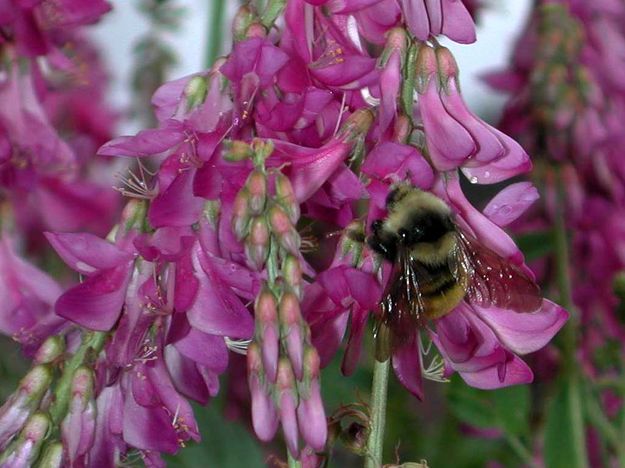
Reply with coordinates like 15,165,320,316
452,230,542,313
375,247,428,361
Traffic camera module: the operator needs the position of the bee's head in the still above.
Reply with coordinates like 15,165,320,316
398,210,455,246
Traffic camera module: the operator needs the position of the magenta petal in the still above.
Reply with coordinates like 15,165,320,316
279,391,300,457
186,249,254,338
296,381,327,451
123,393,180,454
461,126,532,184
310,55,379,89
482,182,539,227
55,264,132,331
173,328,229,373
45,232,133,275
403,0,430,40
250,378,279,442
392,336,424,399
164,346,211,404
341,308,368,376
425,0,443,33
149,169,204,228
440,0,477,44
97,122,185,157
379,51,401,133
420,80,476,171
444,176,525,264
362,142,434,189
151,75,194,122
459,354,533,389
441,81,505,164
274,139,351,203
471,300,569,355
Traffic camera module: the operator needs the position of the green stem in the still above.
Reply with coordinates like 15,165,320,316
584,385,625,467
365,358,390,468
49,331,107,425
553,171,588,468
503,433,539,468
206,0,226,68
288,451,302,468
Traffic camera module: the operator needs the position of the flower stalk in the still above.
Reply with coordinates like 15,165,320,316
48,331,107,426
554,170,588,468
206,0,226,67
365,358,390,468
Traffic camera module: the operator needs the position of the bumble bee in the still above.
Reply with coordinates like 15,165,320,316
367,183,542,361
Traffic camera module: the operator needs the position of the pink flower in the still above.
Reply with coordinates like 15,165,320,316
416,45,531,180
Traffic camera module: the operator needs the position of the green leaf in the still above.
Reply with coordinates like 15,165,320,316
165,403,264,468
447,376,497,429
447,377,530,436
516,230,555,262
544,382,587,468
492,385,530,436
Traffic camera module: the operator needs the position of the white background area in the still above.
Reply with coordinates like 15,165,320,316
91,0,532,133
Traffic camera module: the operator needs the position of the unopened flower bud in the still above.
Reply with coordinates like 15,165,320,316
282,255,303,298
301,346,321,393
414,44,437,94
275,173,300,225
279,291,305,380
380,28,407,65
245,169,268,215
34,336,65,365
245,22,267,39
246,216,271,270
255,287,279,382
2,412,51,467
393,114,412,143
248,342,279,442
434,46,460,82
62,367,96,465
232,188,252,240
223,140,254,162
277,358,299,457
296,347,327,451
232,5,256,42
37,442,64,468
0,365,53,449
251,139,274,163
184,75,208,110
338,109,374,143
268,205,300,255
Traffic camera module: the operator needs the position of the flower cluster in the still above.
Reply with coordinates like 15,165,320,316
488,0,625,390
0,1,119,352
0,0,568,465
